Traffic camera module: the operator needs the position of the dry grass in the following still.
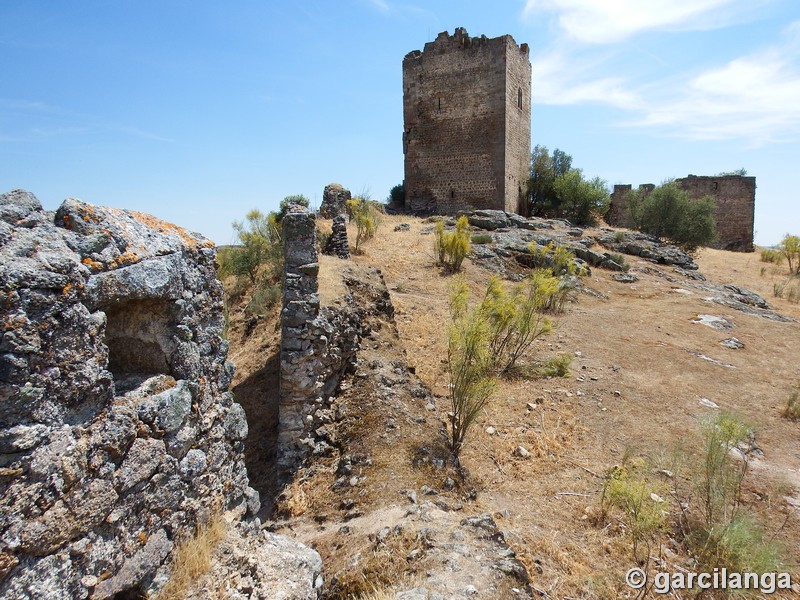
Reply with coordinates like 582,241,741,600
156,516,227,600
228,218,800,598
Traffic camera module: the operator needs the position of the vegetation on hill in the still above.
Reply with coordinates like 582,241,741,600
625,180,717,251
528,144,610,226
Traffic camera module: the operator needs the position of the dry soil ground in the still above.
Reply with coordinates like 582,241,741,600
226,214,800,599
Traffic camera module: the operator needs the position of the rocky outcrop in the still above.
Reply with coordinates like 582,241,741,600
319,183,351,219
0,190,317,598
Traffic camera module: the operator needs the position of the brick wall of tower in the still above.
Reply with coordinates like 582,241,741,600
402,28,531,215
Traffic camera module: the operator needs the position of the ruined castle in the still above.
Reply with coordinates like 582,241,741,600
402,28,531,215
607,175,756,252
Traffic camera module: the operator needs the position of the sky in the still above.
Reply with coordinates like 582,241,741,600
2,0,799,246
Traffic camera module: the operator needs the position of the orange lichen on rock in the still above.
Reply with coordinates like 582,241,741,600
129,210,206,248
81,257,104,271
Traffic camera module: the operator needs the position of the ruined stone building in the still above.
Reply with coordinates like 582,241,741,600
607,174,756,252
402,27,531,215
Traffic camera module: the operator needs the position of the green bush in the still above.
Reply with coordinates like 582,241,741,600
435,216,471,272
471,233,493,245
387,182,405,207
760,248,783,264
552,169,609,226
601,465,666,563
479,275,554,374
773,277,800,303
627,181,717,251
446,279,496,456
527,242,587,277
784,389,800,420
538,353,572,378
778,233,800,274
679,413,784,575
605,252,630,271
246,282,282,317
218,209,282,285
346,197,382,252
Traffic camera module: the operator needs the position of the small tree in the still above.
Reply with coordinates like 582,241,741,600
480,275,554,374
387,182,405,207
221,209,282,284
447,279,495,456
552,169,609,226
346,197,381,252
778,233,800,274
627,181,717,251
276,194,310,223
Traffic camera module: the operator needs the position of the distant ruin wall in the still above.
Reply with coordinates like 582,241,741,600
0,190,259,599
607,176,755,252
402,27,531,215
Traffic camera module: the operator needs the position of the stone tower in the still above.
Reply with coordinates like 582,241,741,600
402,27,531,215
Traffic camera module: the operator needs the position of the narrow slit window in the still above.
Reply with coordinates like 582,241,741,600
517,88,523,109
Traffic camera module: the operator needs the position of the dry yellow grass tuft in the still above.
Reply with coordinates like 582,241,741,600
156,516,227,600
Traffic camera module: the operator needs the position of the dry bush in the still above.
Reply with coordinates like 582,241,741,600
275,479,310,517
156,516,227,600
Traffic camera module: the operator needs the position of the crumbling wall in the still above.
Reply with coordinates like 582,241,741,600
0,190,260,599
676,175,755,252
606,177,755,252
278,208,392,473
402,27,531,215
319,183,352,219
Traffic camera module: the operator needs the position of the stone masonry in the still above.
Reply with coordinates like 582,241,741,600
323,214,350,259
403,27,531,215
607,175,755,252
319,183,351,219
0,190,261,598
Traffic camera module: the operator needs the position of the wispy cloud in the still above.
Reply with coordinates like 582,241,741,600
533,49,641,108
524,0,750,44
632,43,800,144
362,0,390,13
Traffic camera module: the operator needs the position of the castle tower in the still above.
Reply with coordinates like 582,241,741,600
402,27,531,215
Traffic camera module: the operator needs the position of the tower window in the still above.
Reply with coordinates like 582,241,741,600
517,88,523,109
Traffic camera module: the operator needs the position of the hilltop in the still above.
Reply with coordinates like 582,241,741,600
221,212,800,599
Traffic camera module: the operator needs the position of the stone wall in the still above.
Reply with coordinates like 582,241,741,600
319,183,351,219
607,177,755,252
402,27,531,215
677,175,755,252
0,190,259,598
278,208,392,473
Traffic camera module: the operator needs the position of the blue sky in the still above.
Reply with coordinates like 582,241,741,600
2,0,799,246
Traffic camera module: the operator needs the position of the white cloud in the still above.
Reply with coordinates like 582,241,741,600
533,50,640,108
632,47,800,144
363,0,390,13
524,0,747,44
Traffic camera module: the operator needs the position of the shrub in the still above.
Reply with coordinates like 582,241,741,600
347,197,381,252
471,233,493,245
784,389,800,420
552,169,609,226
527,242,587,277
773,277,800,303
677,413,784,575
778,233,800,274
538,354,572,378
605,252,630,271
446,279,496,456
480,275,554,374
387,182,405,207
627,181,717,251
219,210,282,285
760,248,783,264
435,216,471,272
246,282,282,317
601,465,666,563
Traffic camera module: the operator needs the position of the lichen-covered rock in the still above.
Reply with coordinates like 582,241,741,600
0,190,260,598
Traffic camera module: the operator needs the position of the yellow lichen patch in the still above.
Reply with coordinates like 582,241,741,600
129,210,202,248
110,250,140,268
62,283,73,296
81,257,104,271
